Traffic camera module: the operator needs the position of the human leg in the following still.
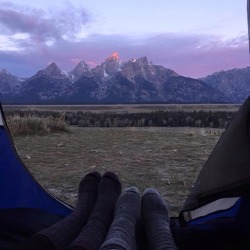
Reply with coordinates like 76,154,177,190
67,171,122,250
100,186,141,250
141,188,177,250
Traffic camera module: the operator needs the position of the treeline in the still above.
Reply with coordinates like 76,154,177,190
68,111,234,128
5,110,236,128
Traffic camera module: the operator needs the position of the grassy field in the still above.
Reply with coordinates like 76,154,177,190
13,126,223,216
3,103,240,113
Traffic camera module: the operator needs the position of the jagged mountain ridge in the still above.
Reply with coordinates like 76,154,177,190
0,54,235,104
200,67,250,103
18,63,72,103
0,69,22,94
68,61,91,82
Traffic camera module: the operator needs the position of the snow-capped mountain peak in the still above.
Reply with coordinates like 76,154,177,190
44,62,66,78
102,52,121,75
108,52,119,61
69,61,91,82
0,69,21,94
0,69,11,76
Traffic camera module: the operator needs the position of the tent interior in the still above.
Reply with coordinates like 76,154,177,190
1,97,250,249
0,2,250,248
0,104,73,248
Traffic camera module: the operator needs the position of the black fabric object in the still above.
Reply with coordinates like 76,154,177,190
100,186,141,250
181,97,250,214
5,234,56,250
134,218,148,250
248,0,250,54
67,171,122,250
0,208,64,248
142,188,178,250
171,217,250,250
14,171,101,250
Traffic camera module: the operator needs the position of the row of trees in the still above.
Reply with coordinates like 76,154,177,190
68,111,234,128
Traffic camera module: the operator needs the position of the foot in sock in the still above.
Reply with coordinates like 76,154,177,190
67,171,122,250
100,186,141,250
141,188,178,250
37,171,101,250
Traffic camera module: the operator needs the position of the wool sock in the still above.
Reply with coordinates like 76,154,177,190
67,171,122,250
100,186,141,250
36,171,101,250
141,188,178,250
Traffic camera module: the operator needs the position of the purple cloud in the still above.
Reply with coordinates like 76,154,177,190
0,2,91,43
0,34,249,77
0,13,248,79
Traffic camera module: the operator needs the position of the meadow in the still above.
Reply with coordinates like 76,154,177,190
3,103,240,113
12,126,223,216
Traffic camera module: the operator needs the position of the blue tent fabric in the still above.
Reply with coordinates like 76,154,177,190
0,126,72,215
0,104,73,247
172,97,250,249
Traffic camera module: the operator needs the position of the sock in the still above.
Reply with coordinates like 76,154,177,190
67,171,122,250
141,188,178,250
100,187,141,250
37,171,101,250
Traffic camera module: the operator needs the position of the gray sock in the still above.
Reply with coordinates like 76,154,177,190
38,171,101,250
100,187,141,250
67,171,122,250
142,188,178,250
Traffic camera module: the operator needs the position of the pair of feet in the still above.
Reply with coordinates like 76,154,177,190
42,171,122,250
65,171,177,250
101,186,178,250
10,171,177,250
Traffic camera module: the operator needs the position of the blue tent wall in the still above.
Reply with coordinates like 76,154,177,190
180,97,250,224
170,98,250,249
0,104,73,216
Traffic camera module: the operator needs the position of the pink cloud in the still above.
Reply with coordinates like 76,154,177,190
0,32,249,78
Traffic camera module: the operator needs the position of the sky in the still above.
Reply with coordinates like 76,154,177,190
0,0,249,78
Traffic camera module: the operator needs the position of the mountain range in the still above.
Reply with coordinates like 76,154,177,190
0,54,250,104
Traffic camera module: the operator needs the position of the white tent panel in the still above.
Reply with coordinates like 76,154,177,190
0,110,3,126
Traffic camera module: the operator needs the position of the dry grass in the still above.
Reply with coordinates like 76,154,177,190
6,114,70,136
3,103,240,113
13,127,222,216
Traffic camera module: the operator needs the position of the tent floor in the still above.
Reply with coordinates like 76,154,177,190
0,208,63,248
1,209,250,250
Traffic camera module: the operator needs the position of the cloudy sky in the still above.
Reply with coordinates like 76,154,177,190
0,0,249,78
